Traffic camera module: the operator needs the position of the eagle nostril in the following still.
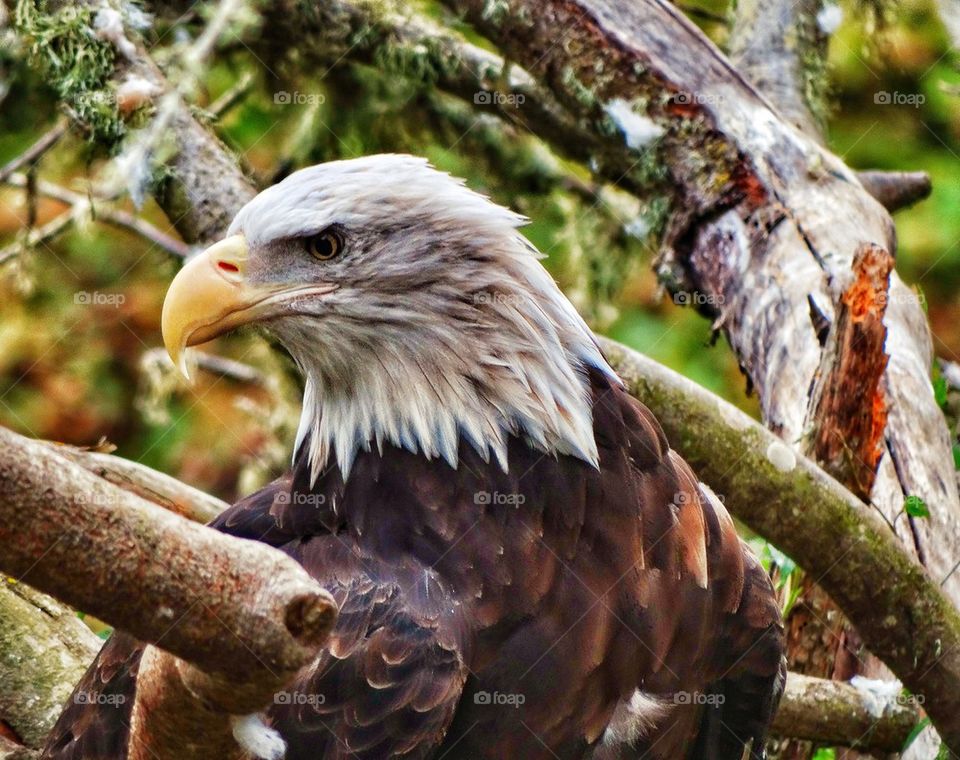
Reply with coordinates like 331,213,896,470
217,260,240,274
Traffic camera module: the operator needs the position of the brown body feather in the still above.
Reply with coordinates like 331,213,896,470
42,369,784,759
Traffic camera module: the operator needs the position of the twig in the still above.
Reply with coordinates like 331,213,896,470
141,346,265,387
0,119,68,183
3,172,190,258
0,213,72,266
208,70,254,118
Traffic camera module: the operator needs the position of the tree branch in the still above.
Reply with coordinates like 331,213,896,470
856,170,933,213
0,119,67,183
0,426,335,680
37,440,227,524
0,425,336,759
772,672,920,752
727,0,830,139
3,172,190,258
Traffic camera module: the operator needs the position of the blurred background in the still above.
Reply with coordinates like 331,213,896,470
0,0,957,509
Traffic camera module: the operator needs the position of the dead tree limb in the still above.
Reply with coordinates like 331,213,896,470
856,170,933,213
1,420,337,759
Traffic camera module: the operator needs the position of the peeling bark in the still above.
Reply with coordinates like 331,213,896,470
807,244,894,499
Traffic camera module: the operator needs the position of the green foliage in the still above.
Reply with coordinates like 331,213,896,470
903,716,932,751
934,375,949,408
14,0,123,144
905,494,931,518
811,748,836,760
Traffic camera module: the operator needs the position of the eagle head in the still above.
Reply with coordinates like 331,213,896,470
161,155,617,480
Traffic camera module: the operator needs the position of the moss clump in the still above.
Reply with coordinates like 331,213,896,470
560,66,598,111
480,0,511,25
14,0,124,144
374,33,463,86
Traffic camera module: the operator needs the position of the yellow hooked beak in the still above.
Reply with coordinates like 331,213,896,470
161,234,335,379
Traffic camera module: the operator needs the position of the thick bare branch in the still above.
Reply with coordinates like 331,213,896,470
0,426,336,684
727,0,830,139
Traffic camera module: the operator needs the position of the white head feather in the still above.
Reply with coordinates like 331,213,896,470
228,155,619,481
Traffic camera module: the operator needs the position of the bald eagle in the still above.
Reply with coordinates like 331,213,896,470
44,155,785,759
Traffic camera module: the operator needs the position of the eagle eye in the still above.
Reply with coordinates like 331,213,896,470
305,229,343,261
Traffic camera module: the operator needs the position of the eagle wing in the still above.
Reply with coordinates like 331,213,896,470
266,537,470,760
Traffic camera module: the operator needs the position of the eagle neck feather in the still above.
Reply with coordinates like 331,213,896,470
292,257,618,483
